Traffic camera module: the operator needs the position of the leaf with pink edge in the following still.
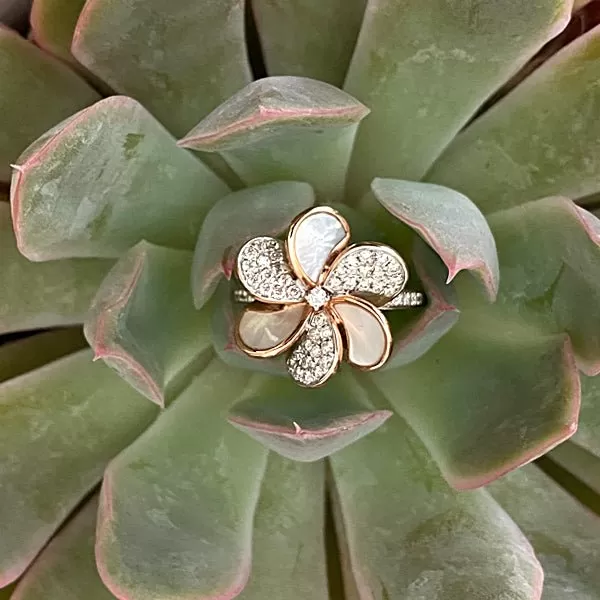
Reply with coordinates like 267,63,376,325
11,496,116,600
0,26,98,181
0,350,157,585
0,203,112,334
489,197,600,375
489,463,600,600
252,0,365,87
235,455,328,600
344,0,571,198
192,181,314,310
373,310,580,490
11,96,229,261
85,241,213,407
368,178,499,300
229,370,391,462
330,413,543,599
95,361,268,600
428,26,600,213
72,0,251,137
179,77,369,202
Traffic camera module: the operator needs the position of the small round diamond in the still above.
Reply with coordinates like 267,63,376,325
305,286,330,310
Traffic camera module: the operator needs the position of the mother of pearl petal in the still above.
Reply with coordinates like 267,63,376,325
239,304,306,351
334,302,388,368
292,212,346,283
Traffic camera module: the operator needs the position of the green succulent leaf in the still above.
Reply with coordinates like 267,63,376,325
373,311,579,490
179,77,369,202
0,26,99,181
428,26,600,213
95,361,268,600
549,441,600,496
251,0,366,87
228,371,392,462
71,0,251,137
0,203,112,334
10,496,116,600
192,181,315,310
489,464,600,600
0,328,86,383
235,455,328,600
489,197,600,375
12,96,229,261
330,414,542,599
0,350,157,585
368,179,499,300
575,374,600,457
344,0,571,198
383,241,459,370
85,241,213,407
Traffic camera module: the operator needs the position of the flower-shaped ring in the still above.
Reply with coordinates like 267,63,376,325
234,206,425,387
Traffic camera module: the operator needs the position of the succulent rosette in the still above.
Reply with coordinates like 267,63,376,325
0,1,600,599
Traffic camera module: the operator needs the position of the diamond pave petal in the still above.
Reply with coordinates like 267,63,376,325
324,245,407,303
287,311,339,387
237,237,305,303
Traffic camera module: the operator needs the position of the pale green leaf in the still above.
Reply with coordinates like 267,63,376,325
95,361,268,600
0,350,157,585
489,464,600,600
252,0,366,87
428,26,600,213
72,0,251,137
0,203,112,333
12,96,229,260
11,496,116,600
344,0,570,198
85,241,213,406
575,373,600,457
0,26,98,181
179,77,369,202
192,181,314,309
330,414,542,599
549,441,600,496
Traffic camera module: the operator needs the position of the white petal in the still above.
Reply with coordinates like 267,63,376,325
238,304,308,354
325,244,408,305
287,311,341,387
288,208,349,284
237,236,305,303
332,299,391,369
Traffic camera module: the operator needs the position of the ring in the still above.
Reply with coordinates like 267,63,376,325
234,206,425,387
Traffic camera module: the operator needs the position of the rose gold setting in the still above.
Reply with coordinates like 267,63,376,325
233,206,424,386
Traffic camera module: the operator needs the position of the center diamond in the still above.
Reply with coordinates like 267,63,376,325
305,286,330,310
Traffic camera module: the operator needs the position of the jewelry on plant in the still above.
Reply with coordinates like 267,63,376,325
234,206,425,387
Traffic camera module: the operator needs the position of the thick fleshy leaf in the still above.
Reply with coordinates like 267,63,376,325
229,370,391,461
96,361,268,600
428,25,600,213
251,0,366,87
344,0,570,198
0,350,156,585
489,197,600,374
368,179,499,300
192,181,314,309
549,441,600,496
12,96,229,260
0,328,86,383
0,26,98,181
235,456,328,600
72,0,251,137
575,373,600,457
179,77,369,202
330,414,542,599
383,241,459,369
0,203,112,333
85,242,213,406
489,464,600,600
11,496,115,600
373,310,580,490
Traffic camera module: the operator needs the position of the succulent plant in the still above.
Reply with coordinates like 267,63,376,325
1,0,600,599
